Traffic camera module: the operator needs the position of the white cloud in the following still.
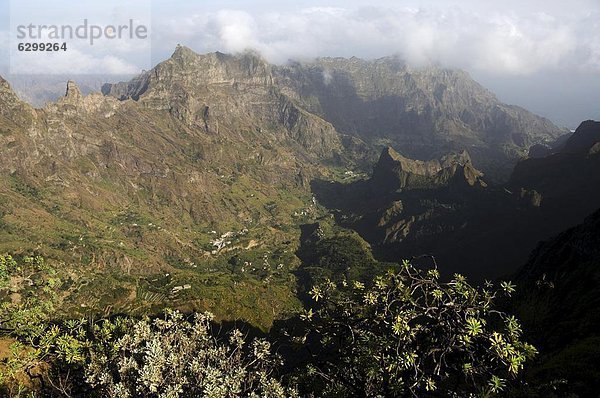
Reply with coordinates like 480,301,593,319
3,24,150,75
9,46,141,75
152,4,599,75
322,69,333,85
215,10,259,53
471,14,577,74
4,3,599,78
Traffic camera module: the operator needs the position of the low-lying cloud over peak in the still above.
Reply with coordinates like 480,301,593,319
1,0,598,127
153,3,600,76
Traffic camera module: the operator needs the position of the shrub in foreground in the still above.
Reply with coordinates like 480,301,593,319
294,260,537,397
32,311,293,397
0,256,536,397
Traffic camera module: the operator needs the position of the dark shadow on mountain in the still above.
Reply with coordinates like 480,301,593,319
279,59,566,181
310,122,600,281
513,208,600,397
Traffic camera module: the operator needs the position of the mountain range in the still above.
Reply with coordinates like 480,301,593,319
313,120,600,279
0,46,592,326
1,45,599,398
103,46,566,179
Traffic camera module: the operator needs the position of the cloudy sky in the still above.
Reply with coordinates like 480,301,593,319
0,0,599,127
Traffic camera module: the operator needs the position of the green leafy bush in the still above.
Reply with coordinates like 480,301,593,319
295,260,537,397
0,255,61,335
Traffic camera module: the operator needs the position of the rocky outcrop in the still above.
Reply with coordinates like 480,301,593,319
510,120,600,201
102,46,343,160
41,80,121,119
519,188,543,207
0,75,19,104
561,120,600,153
0,75,30,114
371,147,485,192
64,80,83,102
0,75,35,132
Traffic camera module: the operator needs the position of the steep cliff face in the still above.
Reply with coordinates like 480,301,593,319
514,209,600,396
0,76,35,128
275,56,566,179
355,148,488,247
102,46,344,160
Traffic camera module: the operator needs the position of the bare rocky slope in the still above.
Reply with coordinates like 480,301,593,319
1,51,350,326
104,47,567,180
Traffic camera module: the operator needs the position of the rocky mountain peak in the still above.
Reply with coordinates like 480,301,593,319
165,47,272,82
372,147,485,192
562,120,600,153
440,150,473,168
64,80,83,101
0,75,20,103
103,47,274,103
378,146,403,165
0,74,31,118
170,44,200,65
377,147,442,176
450,162,486,187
